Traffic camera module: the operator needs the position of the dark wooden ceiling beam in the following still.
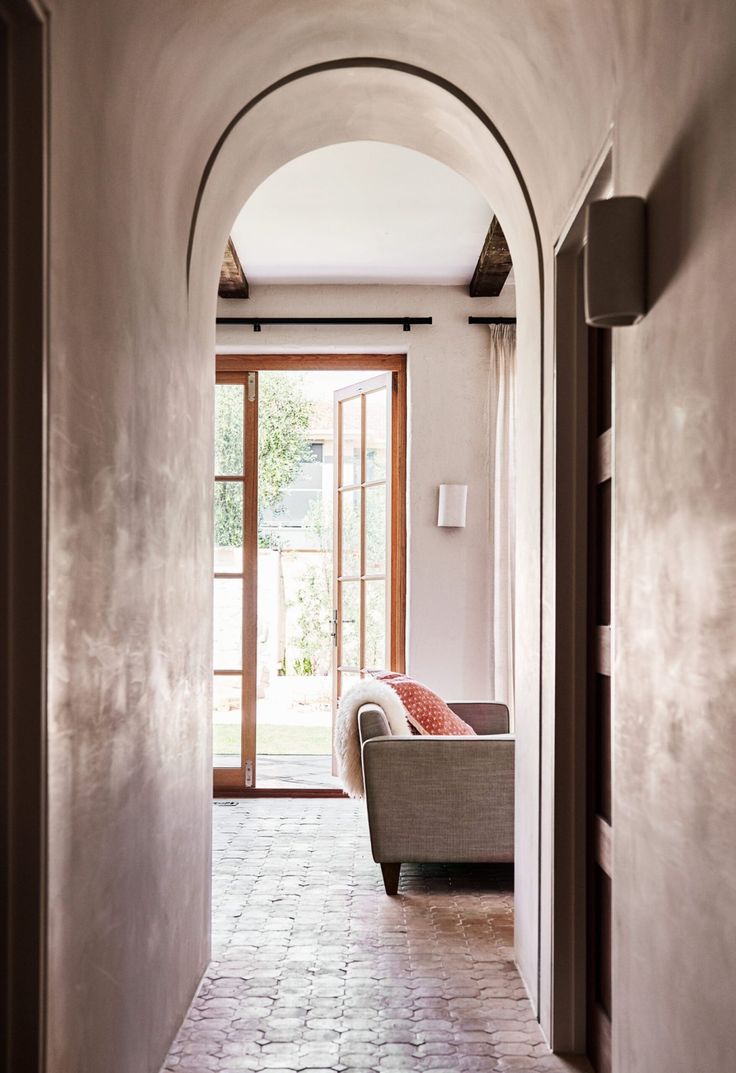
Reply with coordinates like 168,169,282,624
218,237,249,299
469,216,512,297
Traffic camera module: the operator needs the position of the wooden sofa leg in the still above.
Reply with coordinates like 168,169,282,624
380,863,401,895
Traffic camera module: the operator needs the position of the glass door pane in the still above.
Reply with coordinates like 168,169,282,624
213,578,242,669
214,482,243,573
364,579,387,670
213,675,242,767
364,387,388,481
364,483,387,575
215,384,244,475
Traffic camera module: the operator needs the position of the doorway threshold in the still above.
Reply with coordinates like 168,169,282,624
213,787,347,799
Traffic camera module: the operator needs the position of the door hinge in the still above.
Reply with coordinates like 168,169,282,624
331,608,338,647
247,372,256,402
245,759,253,787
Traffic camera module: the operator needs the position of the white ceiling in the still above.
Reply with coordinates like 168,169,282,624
229,141,493,286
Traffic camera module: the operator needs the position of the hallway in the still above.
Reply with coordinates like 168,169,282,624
163,800,586,1073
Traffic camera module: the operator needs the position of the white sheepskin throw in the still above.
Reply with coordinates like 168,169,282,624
335,678,413,797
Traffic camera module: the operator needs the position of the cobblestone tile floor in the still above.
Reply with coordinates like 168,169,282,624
162,799,588,1073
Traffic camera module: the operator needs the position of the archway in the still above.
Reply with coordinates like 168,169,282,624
187,58,546,1021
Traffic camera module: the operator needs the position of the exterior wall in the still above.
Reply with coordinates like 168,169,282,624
40,3,736,1073
217,284,515,703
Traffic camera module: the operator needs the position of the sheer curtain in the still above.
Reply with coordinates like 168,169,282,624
487,324,516,716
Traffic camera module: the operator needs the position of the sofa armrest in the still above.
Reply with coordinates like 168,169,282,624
358,704,391,746
447,702,510,735
362,734,514,863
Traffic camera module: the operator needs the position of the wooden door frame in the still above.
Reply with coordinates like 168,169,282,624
1,2,49,1070
547,144,613,1054
213,354,406,798
584,324,613,1073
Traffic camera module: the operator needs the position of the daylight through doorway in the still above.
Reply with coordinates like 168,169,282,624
213,356,406,794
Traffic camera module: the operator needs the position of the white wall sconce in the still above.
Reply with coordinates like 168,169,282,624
584,196,647,327
437,484,468,528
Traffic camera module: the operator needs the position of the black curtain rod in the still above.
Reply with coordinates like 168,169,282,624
216,316,432,332
468,316,517,325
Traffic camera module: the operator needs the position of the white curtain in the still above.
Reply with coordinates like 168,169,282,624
487,324,516,715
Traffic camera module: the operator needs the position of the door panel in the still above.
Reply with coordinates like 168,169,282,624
334,375,392,718
213,372,257,792
213,674,243,768
587,326,613,1073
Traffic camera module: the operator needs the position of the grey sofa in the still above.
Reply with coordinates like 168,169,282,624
358,702,515,894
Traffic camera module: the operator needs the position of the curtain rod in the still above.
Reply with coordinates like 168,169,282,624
468,316,517,325
216,316,432,332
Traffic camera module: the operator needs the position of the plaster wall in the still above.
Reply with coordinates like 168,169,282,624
193,66,545,1010
41,3,736,1073
608,7,736,1071
217,284,515,703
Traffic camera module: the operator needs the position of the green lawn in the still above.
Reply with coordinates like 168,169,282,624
214,723,332,756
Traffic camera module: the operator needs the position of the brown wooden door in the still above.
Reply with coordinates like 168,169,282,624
586,326,613,1073
212,370,258,792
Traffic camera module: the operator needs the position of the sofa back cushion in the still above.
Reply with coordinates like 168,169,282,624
368,671,476,737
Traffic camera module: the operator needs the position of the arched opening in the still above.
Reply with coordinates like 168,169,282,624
175,58,550,1069
213,141,497,793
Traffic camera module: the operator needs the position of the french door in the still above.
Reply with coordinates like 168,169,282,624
333,374,396,720
213,357,405,794
213,370,258,791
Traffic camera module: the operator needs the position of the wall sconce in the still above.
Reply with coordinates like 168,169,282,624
584,196,647,327
437,484,467,528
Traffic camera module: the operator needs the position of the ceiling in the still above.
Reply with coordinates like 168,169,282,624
229,141,494,286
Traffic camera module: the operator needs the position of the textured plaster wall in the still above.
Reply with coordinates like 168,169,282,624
609,6,736,1071
217,284,515,704
192,64,544,1009
42,3,736,1073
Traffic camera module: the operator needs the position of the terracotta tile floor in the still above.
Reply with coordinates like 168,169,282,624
162,799,588,1073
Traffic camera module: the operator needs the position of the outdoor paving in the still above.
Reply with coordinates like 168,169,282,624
256,754,343,790
162,799,588,1073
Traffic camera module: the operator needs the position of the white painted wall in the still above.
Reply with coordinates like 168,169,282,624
217,283,516,703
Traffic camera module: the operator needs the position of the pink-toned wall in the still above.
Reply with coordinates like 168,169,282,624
43,4,736,1073
217,284,516,706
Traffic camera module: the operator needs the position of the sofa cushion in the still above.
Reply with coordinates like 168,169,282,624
368,671,476,737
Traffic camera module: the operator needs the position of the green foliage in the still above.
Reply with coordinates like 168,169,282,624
258,373,312,512
214,482,242,548
214,374,313,550
292,656,314,676
293,498,333,675
214,383,244,477
292,477,388,673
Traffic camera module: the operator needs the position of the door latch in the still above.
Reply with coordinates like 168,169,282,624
245,759,253,787
247,372,256,403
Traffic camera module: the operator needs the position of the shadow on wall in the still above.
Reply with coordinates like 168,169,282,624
647,57,736,310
